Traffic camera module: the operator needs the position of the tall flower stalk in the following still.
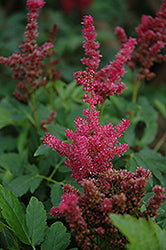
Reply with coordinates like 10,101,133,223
115,0,166,103
43,15,136,182
74,15,137,107
43,15,166,249
0,0,55,130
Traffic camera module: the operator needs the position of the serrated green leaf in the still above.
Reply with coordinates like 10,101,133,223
7,174,42,197
0,107,13,129
0,185,31,245
110,214,166,250
26,197,47,246
51,183,64,206
41,222,70,250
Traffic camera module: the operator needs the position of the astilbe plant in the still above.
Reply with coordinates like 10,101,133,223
115,0,166,81
43,14,166,249
43,15,136,182
0,0,54,102
50,168,166,249
74,15,137,105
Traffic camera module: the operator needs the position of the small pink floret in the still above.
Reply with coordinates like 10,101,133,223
27,0,45,12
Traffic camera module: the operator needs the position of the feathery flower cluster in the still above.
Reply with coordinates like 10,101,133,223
74,15,137,105
115,0,166,81
43,108,130,182
0,0,54,102
51,167,166,249
61,0,94,14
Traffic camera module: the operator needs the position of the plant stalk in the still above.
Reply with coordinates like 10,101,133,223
99,100,105,123
154,133,166,152
31,91,40,131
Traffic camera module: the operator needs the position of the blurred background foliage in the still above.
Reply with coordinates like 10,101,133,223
0,0,165,82
0,0,165,152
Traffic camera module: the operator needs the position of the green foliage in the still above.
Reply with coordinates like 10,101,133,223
0,185,31,245
26,196,47,246
110,214,166,250
41,222,71,250
0,153,23,176
7,173,42,197
51,183,64,206
0,185,71,249
0,107,13,129
155,99,166,120
126,148,166,187
0,0,166,249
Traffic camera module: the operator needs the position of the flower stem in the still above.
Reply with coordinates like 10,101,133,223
132,79,141,104
99,100,105,123
130,79,142,120
31,91,40,131
37,174,64,185
154,133,166,152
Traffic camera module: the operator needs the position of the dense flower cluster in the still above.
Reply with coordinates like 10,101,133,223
51,167,166,249
41,11,166,250
43,108,130,182
0,0,54,102
61,0,94,14
115,0,166,81
74,15,137,105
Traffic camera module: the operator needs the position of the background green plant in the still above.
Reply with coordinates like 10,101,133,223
0,0,166,249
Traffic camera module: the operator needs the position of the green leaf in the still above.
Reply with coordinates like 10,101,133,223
126,148,166,186
0,153,23,176
133,96,158,145
0,226,20,250
110,214,166,250
2,170,13,186
0,221,5,232
51,183,64,206
0,107,13,129
7,174,42,197
41,222,71,250
17,127,29,154
0,135,17,153
45,124,66,140
0,185,31,245
155,99,166,120
34,144,51,157
136,96,158,123
26,197,47,246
